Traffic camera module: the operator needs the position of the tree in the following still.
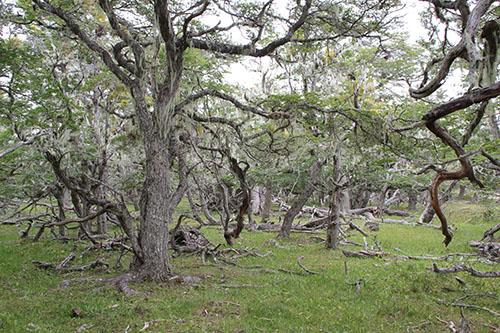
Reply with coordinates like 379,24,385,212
18,0,321,280
408,0,499,245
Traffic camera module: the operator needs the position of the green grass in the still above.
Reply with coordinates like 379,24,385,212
0,201,498,332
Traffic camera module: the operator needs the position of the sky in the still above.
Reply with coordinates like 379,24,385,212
224,0,431,89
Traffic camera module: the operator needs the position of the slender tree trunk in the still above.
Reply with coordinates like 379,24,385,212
186,187,205,225
260,181,273,223
377,185,389,219
224,156,250,244
326,190,341,248
419,181,457,224
279,159,324,238
326,145,342,249
339,190,351,212
199,191,218,224
489,112,500,139
96,183,107,234
53,184,66,237
407,189,418,211
457,185,466,200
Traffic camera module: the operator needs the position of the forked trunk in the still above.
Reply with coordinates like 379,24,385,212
279,159,324,238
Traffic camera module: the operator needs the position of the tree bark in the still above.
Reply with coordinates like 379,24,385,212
457,185,466,200
260,180,273,223
326,145,342,249
132,133,173,280
186,187,205,225
418,181,457,224
407,189,418,211
279,159,324,238
224,156,250,244
53,184,67,237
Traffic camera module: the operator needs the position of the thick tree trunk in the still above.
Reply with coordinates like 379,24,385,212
279,159,324,238
260,181,273,223
133,134,172,280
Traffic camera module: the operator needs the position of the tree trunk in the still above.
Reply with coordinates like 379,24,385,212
419,181,457,224
53,184,67,237
95,183,107,234
199,191,218,224
326,190,341,248
250,187,262,215
224,156,250,244
407,189,418,211
260,181,273,223
279,159,324,238
326,145,342,249
457,185,466,200
377,185,389,220
489,108,500,139
133,134,172,280
186,187,205,225
339,190,351,212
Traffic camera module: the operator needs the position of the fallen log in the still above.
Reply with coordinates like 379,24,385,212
273,197,409,218
431,263,500,278
382,219,441,229
33,259,108,272
482,224,499,241
342,250,390,258
469,241,499,262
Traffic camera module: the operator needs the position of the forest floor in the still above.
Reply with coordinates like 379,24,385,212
0,201,498,332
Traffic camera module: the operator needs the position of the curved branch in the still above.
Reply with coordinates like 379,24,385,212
410,0,495,98
186,0,312,57
33,0,133,86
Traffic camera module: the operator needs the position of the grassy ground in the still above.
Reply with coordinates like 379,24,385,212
0,201,498,332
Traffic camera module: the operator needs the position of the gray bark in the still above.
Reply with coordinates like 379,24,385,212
407,189,418,211
326,145,342,249
419,181,457,224
133,133,173,280
279,159,325,238
457,185,466,200
260,181,273,223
